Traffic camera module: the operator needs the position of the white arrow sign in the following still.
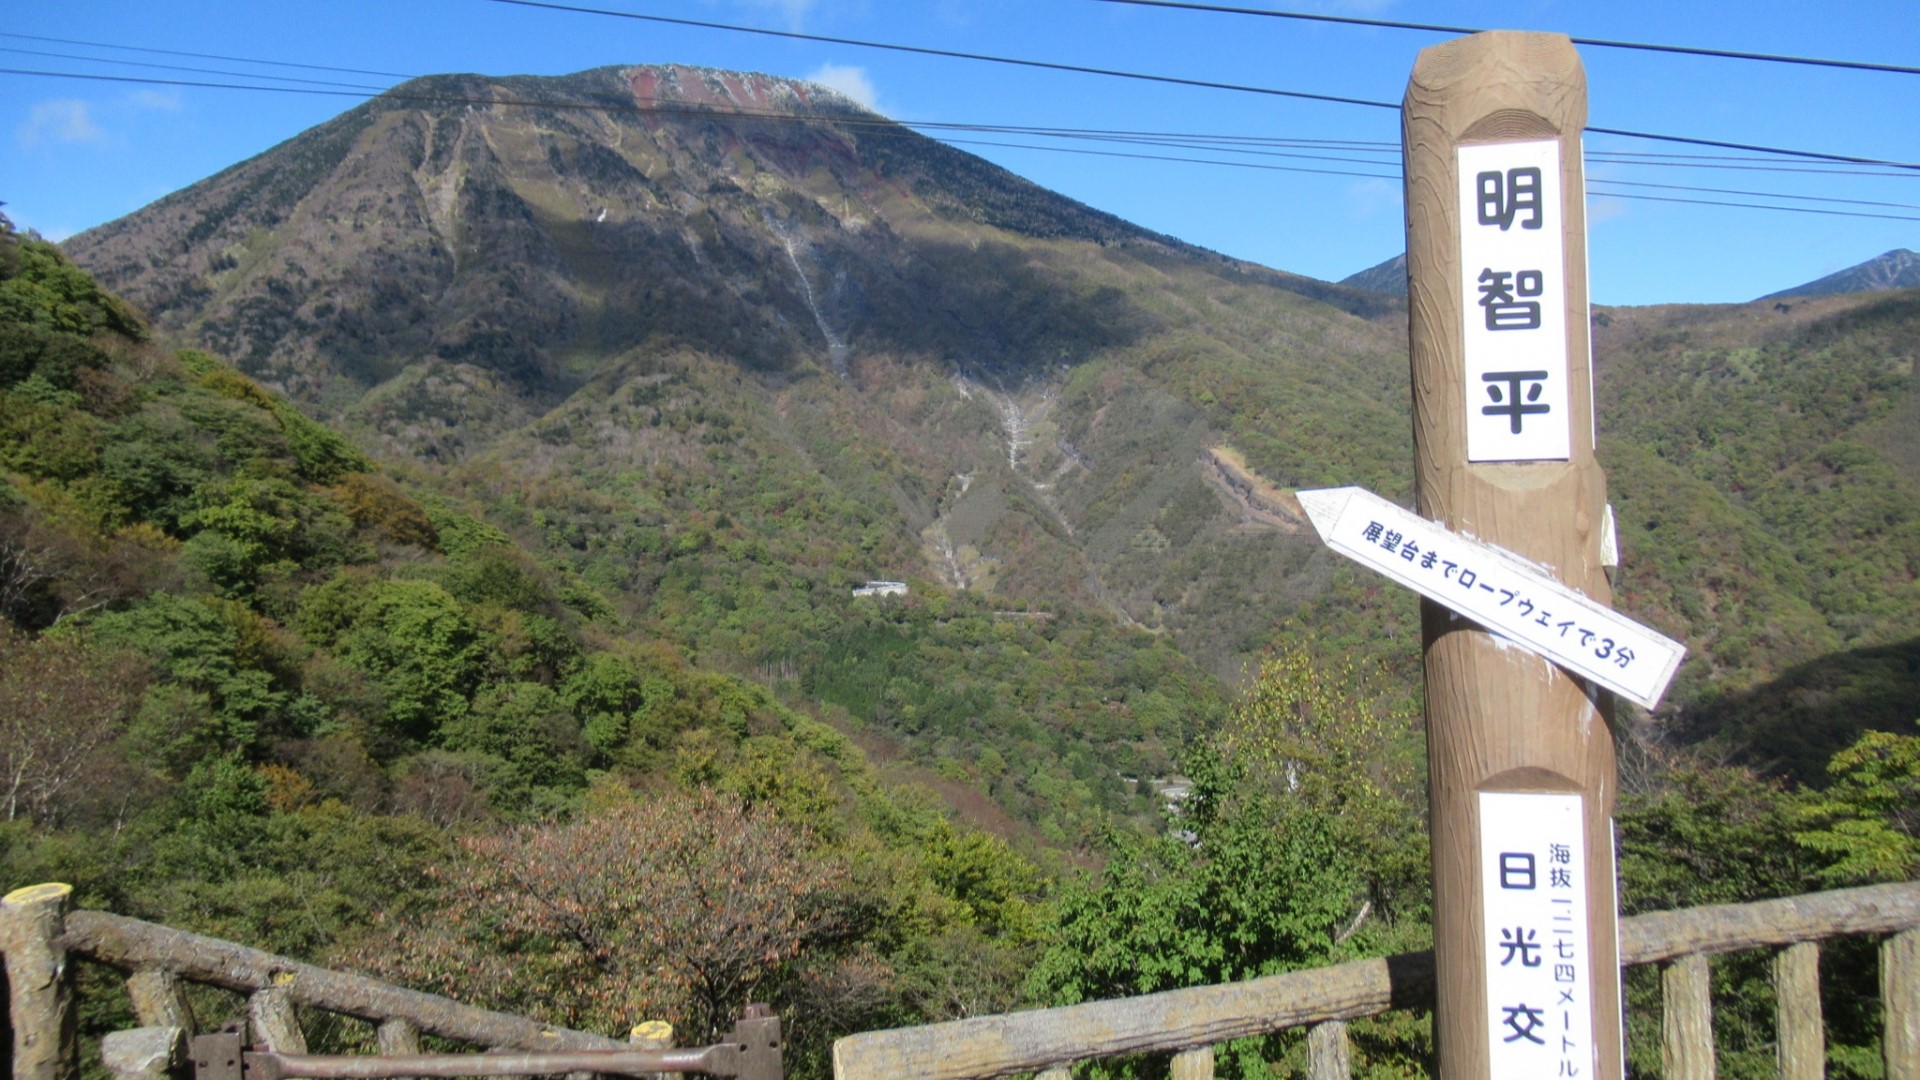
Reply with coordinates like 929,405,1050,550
1298,486,1684,709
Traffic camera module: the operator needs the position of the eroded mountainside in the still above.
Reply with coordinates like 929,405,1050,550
65,64,1920,777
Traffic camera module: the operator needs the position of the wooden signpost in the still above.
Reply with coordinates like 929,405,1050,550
1391,30,1626,1080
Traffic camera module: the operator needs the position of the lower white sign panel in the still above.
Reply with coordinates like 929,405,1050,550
1481,792,1594,1079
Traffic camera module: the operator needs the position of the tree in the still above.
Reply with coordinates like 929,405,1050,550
1217,643,1429,924
0,626,146,824
1026,748,1360,1078
1796,722,1920,886
355,789,851,1044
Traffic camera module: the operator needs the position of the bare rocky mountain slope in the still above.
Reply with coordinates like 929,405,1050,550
66,64,1411,687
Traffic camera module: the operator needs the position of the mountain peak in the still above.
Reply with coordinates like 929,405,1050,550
1339,252,1407,297
623,63,870,116
1760,248,1920,301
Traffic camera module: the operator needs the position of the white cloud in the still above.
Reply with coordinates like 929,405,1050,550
1346,176,1401,220
128,89,184,111
806,62,881,111
18,99,103,150
1588,195,1629,225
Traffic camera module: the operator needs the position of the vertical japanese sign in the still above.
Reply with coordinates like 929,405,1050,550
1458,139,1570,462
1481,792,1593,1078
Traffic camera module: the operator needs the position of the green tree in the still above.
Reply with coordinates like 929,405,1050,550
1796,723,1920,886
334,578,486,742
1027,748,1360,1078
1217,643,1428,924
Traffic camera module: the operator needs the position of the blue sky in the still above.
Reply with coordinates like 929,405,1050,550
3,0,1915,305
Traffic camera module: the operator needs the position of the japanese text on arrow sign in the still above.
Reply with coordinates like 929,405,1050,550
1297,487,1684,709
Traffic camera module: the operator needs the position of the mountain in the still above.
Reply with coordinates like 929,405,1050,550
1761,248,1920,300
64,64,1410,676
64,64,1423,836
61,64,1920,789
1338,253,1408,296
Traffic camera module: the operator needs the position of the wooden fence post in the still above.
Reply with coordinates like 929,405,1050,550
629,1020,679,1080
1402,30,1620,1080
1307,1021,1351,1080
1663,953,1715,1080
127,968,195,1032
1773,941,1823,1080
1,883,79,1080
377,1017,422,1054
1169,1045,1214,1080
249,986,307,1053
1886,929,1920,1080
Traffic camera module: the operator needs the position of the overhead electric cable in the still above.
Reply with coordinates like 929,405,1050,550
476,0,1920,172
941,136,1404,180
1587,178,1920,211
941,137,1920,220
0,31,415,80
4,66,1910,218
1588,191,1920,223
0,47,396,91
1087,0,1920,77
480,0,1405,111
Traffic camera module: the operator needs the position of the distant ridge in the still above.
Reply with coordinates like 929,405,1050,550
1339,252,1407,296
1761,249,1920,300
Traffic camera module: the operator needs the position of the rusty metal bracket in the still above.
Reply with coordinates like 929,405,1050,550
189,1027,245,1080
726,1005,782,1080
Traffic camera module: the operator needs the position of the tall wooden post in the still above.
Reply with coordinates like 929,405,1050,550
1,883,79,1080
1402,31,1622,1080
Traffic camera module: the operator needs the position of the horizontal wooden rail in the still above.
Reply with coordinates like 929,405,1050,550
833,953,1435,1080
833,881,1920,1080
63,911,623,1052
1619,881,1920,965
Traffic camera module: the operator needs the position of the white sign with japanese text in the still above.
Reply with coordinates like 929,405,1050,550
1480,792,1596,1079
1459,139,1572,462
1297,486,1684,708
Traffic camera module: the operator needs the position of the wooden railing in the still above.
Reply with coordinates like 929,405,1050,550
0,882,640,1080
832,881,1920,1080
6,880,1916,1080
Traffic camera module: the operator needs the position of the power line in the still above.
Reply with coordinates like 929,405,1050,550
12,18,1915,175
0,46,394,91
1590,178,1920,212
477,0,1920,173
955,135,1920,222
483,0,1398,112
4,65,1910,221
1086,0,1920,77
0,31,414,80
1590,190,1920,223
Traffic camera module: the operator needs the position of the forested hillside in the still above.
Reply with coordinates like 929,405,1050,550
4,229,1918,1077
1595,291,1920,773
0,220,1061,1071
11,58,1918,1078
59,64,1916,790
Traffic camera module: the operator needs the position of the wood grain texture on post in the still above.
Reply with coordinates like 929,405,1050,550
1402,30,1621,1080
127,968,196,1032
1,883,79,1080
1885,929,1920,1080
